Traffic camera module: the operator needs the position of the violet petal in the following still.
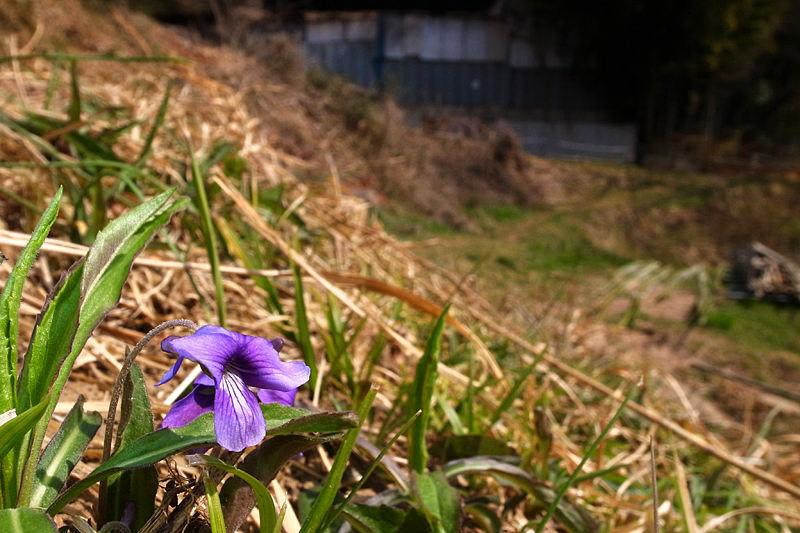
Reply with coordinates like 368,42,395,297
213,371,266,451
257,387,297,406
228,336,310,391
161,385,215,428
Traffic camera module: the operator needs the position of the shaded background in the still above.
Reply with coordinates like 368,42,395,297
124,0,800,167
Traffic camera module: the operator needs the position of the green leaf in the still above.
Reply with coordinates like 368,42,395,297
48,406,358,514
17,260,83,414
299,388,376,533
463,503,501,533
429,435,516,463
324,293,354,392
220,434,339,532
413,471,462,533
0,508,58,532
81,189,177,303
29,396,101,509
192,455,277,533
18,190,185,507
0,395,51,461
442,458,597,533
408,305,450,474
0,189,62,507
323,411,421,530
0,188,61,413
341,504,406,533
532,386,634,533
104,363,157,530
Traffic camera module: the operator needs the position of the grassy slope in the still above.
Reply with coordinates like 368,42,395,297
2,1,800,529
380,161,800,387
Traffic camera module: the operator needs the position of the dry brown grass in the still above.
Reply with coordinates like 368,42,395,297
0,2,799,532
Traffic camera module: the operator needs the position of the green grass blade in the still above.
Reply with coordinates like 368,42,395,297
203,468,227,533
435,390,466,435
292,260,317,389
323,410,421,531
299,386,377,533
189,149,226,327
273,502,287,533
43,59,61,110
136,83,171,166
533,385,637,533
190,454,277,533
0,186,43,215
490,357,541,427
215,217,285,316
325,293,356,392
408,304,450,474
68,60,81,123
0,53,189,64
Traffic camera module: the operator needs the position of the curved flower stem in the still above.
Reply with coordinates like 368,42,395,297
97,319,198,524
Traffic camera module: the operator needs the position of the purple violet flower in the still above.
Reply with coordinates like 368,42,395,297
156,325,310,452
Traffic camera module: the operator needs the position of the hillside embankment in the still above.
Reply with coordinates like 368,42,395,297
1,1,800,531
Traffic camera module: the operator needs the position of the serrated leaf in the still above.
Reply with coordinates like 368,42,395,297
48,406,358,514
105,363,157,530
413,471,462,533
29,395,101,509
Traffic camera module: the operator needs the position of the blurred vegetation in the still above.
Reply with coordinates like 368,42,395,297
517,0,800,153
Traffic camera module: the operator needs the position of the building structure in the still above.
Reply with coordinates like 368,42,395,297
303,10,637,162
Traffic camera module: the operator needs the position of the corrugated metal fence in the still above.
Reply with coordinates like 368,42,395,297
303,41,636,162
